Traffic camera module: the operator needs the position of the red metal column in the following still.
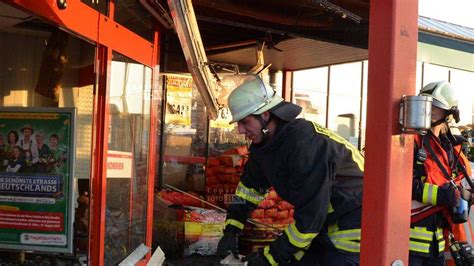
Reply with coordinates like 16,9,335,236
89,46,111,266
360,0,418,265
90,2,116,264
281,70,293,102
143,28,161,261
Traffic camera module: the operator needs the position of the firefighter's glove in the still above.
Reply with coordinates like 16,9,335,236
438,183,461,208
216,225,241,259
242,249,271,266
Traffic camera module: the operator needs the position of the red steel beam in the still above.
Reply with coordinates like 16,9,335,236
89,46,111,266
282,70,293,102
144,28,161,262
10,0,154,67
163,155,206,165
360,0,418,265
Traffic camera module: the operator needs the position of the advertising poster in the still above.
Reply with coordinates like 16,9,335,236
0,107,76,254
165,75,193,126
210,107,234,130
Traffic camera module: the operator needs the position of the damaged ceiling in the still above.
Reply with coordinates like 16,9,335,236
152,0,370,72
192,0,370,50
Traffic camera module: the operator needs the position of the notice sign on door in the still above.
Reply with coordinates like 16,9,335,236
106,150,133,178
0,107,76,254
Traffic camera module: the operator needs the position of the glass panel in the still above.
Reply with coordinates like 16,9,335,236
114,0,154,42
293,67,329,126
360,61,368,152
416,61,423,93
160,74,208,191
0,4,95,261
105,52,151,265
423,63,450,85
270,71,284,97
450,69,474,127
81,0,109,15
207,72,249,206
328,62,362,147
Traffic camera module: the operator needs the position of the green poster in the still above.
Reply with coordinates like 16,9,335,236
0,107,76,254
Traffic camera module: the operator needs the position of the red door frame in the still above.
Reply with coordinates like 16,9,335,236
9,0,154,64
6,1,159,265
90,46,111,266
144,29,161,261
360,0,418,265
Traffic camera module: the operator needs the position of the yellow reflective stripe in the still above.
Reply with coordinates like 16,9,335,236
284,223,318,248
439,240,446,252
409,227,433,241
263,246,279,265
293,243,311,261
328,202,334,214
225,219,244,230
329,229,361,241
409,241,430,253
328,224,339,233
327,225,361,253
409,227,444,253
435,229,444,241
293,250,305,261
235,182,265,205
311,122,364,171
422,184,438,205
331,239,360,253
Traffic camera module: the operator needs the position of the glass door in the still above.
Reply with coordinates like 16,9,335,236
104,51,152,265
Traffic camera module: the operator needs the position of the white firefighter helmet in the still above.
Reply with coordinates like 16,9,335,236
420,80,460,123
420,81,458,110
227,75,284,123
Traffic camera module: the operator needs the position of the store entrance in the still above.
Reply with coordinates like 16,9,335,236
0,2,95,264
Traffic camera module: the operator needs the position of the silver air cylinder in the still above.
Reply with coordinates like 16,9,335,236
400,95,433,134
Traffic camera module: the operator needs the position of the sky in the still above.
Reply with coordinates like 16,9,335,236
418,0,474,28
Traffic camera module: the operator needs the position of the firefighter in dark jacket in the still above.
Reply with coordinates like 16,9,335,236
216,75,364,265
410,81,473,266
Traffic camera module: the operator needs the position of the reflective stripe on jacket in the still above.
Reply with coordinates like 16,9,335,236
328,224,361,253
409,227,445,254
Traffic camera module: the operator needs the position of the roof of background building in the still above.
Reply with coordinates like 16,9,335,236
419,16,474,40
418,16,474,53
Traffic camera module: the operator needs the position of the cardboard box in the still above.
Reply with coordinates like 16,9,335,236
152,196,185,259
153,195,226,258
182,206,226,256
